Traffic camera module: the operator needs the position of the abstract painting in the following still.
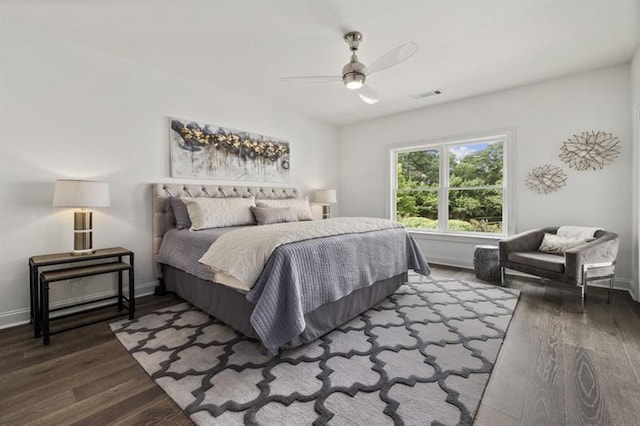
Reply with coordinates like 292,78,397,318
170,118,290,182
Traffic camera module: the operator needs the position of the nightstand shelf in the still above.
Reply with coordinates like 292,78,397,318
29,247,135,345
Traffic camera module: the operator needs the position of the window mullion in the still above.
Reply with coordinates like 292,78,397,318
439,145,448,233
390,151,397,221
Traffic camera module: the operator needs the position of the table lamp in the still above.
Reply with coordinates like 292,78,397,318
52,179,110,255
315,189,337,219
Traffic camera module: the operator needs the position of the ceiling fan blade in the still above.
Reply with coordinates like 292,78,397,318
279,75,342,83
356,84,379,105
365,42,419,75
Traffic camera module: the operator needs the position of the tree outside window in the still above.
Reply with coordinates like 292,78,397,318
393,137,505,234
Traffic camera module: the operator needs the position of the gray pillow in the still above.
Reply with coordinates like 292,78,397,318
169,197,191,229
255,198,313,221
250,207,298,226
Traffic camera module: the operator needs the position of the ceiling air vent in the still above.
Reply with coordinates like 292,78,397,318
411,90,442,100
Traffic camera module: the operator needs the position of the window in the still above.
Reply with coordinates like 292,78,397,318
391,134,507,235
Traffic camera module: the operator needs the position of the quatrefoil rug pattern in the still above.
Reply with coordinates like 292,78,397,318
110,275,519,425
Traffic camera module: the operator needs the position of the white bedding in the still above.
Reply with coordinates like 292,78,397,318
198,217,403,290
557,225,601,240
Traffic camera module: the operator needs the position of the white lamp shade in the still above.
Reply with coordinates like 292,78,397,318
52,179,110,208
315,189,337,204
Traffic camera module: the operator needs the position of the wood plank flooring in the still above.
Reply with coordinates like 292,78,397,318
1,265,639,425
0,293,192,425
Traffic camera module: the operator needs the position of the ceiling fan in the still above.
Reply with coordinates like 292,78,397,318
281,31,419,105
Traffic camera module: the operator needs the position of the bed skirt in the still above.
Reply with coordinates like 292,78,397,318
161,264,407,350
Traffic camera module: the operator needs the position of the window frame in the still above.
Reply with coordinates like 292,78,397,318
389,131,512,238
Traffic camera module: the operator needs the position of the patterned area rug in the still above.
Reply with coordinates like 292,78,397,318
110,274,519,425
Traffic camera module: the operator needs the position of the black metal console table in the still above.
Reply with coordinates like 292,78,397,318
29,247,135,345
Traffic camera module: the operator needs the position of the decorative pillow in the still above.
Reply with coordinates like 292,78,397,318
169,197,191,229
538,233,589,254
250,207,298,226
255,198,313,221
182,196,256,230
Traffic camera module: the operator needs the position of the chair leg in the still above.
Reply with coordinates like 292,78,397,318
500,267,505,286
581,266,587,314
608,278,614,303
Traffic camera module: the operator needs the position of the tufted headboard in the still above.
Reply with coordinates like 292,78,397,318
152,183,299,278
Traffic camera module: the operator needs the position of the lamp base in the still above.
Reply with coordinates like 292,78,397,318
73,210,94,254
322,204,331,219
71,249,95,256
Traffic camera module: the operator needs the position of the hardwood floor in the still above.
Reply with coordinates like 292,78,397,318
1,265,639,425
444,266,640,426
0,293,192,425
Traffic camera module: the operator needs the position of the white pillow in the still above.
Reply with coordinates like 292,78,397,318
538,233,589,254
182,196,256,230
255,197,313,221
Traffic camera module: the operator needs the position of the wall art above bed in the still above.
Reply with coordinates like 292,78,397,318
169,117,290,182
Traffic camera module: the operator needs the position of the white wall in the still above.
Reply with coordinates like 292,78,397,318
338,64,635,298
0,19,339,327
631,44,640,301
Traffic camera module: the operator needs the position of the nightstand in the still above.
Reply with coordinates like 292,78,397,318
29,247,135,345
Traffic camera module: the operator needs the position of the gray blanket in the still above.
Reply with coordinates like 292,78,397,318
246,228,430,354
155,226,248,284
156,226,430,354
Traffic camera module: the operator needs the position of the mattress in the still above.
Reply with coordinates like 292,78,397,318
155,226,250,290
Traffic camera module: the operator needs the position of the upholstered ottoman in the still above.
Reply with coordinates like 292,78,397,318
473,245,500,282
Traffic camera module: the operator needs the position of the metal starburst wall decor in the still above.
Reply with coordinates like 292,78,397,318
559,130,620,171
525,164,567,194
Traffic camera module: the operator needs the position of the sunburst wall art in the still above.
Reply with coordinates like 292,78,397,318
559,130,620,171
525,164,567,194
170,118,290,182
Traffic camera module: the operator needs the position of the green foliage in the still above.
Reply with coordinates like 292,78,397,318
449,189,502,221
398,217,502,234
468,219,502,233
399,217,437,229
450,142,503,186
448,220,472,231
397,150,439,187
397,142,504,233
396,192,417,216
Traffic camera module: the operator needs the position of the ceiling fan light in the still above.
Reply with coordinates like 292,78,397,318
360,95,378,105
343,73,365,90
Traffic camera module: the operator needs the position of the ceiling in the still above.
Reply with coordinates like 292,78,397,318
2,1,639,126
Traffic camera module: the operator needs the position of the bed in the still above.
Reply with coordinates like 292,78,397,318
152,183,430,354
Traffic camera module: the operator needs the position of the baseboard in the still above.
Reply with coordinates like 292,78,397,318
427,255,474,270
627,279,638,301
0,280,158,330
589,277,632,294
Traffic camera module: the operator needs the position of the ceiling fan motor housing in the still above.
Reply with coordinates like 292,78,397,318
342,55,366,89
